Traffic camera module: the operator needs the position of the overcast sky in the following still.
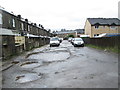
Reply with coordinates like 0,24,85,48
0,0,119,31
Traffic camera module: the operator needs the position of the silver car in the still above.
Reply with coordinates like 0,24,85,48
50,37,60,47
72,38,84,47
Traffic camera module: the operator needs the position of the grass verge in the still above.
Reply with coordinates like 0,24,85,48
86,44,120,53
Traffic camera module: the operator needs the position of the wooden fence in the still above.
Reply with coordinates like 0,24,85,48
82,36,120,48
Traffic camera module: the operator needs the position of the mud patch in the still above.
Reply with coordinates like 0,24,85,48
20,61,38,66
20,61,41,68
12,61,20,64
15,73,42,83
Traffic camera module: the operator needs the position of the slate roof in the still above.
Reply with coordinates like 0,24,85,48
75,29,84,34
87,18,120,26
55,30,76,34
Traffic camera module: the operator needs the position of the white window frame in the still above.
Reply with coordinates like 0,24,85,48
110,26,116,30
12,18,15,27
0,13,2,24
21,23,24,30
28,25,30,31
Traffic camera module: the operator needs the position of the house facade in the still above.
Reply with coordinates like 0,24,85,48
84,18,120,37
75,29,85,37
54,30,77,39
0,8,53,59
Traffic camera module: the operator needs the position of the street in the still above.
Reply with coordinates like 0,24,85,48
2,40,118,88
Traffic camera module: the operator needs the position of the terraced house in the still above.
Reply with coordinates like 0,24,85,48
0,8,53,59
84,18,120,37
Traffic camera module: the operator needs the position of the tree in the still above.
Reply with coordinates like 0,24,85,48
67,35,74,38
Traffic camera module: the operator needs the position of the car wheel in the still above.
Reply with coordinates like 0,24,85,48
74,44,76,47
81,44,84,47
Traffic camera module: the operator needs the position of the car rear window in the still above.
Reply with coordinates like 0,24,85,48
51,38,59,41
75,38,83,41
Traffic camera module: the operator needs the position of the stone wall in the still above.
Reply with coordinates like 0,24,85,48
2,35,50,60
2,35,16,59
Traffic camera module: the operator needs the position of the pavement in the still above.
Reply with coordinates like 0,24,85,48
1,44,49,71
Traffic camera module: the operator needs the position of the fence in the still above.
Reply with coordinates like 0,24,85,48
82,36,120,48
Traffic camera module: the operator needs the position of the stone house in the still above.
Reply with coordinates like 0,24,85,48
84,18,120,37
0,8,52,59
55,30,77,39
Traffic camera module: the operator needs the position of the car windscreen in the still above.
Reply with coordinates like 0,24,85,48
75,38,83,41
51,38,59,41
68,38,72,40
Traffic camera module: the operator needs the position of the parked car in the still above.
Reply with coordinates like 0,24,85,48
68,37,73,42
59,38,63,43
72,38,84,47
71,38,75,45
50,37,60,47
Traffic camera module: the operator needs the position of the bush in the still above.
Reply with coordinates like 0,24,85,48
67,35,74,38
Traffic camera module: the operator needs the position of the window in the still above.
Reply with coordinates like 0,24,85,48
74,38,83,41
94,34,99,37
30,26,32,31
95,25,99,29
50,38,59,41
21,23,24,30
12,18,15,27
28,25,30,31
102,26,105,28
110,26,116,30
0,13,2,24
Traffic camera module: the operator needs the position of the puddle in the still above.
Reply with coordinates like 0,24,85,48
48,48,68,52
52,48,67,51
28,52,70,62
15,73,41,83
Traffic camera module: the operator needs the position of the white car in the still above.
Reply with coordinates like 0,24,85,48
68,37,73,42
59,38,63,43
50,37,60,47
72,38,84,47
71,38,75,45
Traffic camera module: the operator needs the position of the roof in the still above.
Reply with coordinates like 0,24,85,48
0,8,44,29
87,18,120,26
95,33,120,38
75,29,84,34
55,30,76,34
0,28,20,36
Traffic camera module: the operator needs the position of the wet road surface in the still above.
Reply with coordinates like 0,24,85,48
3,40,118,88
